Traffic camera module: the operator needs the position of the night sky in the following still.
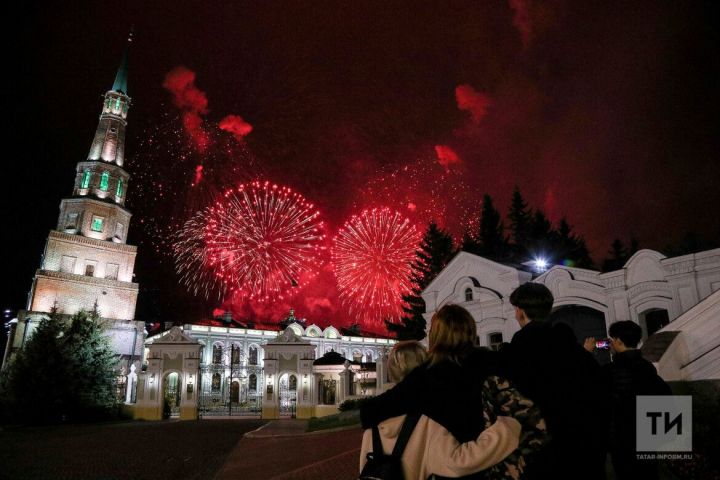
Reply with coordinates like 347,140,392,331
2,1,719,331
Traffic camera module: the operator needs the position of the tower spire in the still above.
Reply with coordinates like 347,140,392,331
111,29,133,95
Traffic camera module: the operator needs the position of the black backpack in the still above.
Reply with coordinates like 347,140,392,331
359,413,421,480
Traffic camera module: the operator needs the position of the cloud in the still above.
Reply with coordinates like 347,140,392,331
434,145,462,171
163,66,211,151
455,84,492,124
219,114,253,141
508,0,532,47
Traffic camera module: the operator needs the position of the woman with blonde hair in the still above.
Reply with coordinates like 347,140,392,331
360,340,523,480
361,304,547,479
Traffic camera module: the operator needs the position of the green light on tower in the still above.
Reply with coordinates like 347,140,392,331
100,172,109,191
81,170,91,189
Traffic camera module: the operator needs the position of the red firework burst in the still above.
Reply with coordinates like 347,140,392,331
332,208,421,326
173,180,325,302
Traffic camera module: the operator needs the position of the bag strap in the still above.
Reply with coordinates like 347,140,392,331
371,424,384,458
391,412,421,457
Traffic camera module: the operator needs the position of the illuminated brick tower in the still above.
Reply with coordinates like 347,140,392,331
3,35,144,371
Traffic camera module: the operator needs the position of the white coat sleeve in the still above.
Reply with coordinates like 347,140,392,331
426,416,521,478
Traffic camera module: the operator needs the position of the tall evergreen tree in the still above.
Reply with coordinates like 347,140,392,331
555,218,594,269
602,238,628,271
387,221,455,340
477,194,510,261
0,308,119,423
527,210,554,257
508,187,531,259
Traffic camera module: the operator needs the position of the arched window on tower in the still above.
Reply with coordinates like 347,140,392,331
116,178,123,198
81,170,91,189
465,288,473,302
100,172,109,191
115,98,121,110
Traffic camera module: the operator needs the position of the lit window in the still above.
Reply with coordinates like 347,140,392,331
100,172,109,191
116,178,123,197
213,344,223,364
81,170,91,189
249,346,258,365
115,98,121,110
91,216,104,232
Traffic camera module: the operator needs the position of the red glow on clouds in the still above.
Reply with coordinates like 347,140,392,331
508,0,532,47
455,84,492,124
219,114,253,141
163,66,211,151
543,187,561,224
434,145,462,171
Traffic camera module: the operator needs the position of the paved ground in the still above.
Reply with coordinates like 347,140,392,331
0,419,266,480
216,420,363,480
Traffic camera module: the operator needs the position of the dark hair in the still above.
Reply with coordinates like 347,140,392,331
609,320,642,348
509,283,554,321
428,304,477,366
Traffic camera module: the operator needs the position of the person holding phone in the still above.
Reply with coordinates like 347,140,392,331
584,321,671,480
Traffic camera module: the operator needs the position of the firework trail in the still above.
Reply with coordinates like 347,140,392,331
332,208,421,326
173,181,326,302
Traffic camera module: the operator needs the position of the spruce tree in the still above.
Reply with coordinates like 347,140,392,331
387,221,455,340
555,218,594,269
508,187,531,259
464,195,510,262
527,210,554,257
0,307,119,423
602,238,628,271
63,308,119,420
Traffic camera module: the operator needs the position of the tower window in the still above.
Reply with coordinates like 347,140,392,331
116,178,123,197
91,216,104,232
115,98,121,110
100,172,109,191
84,262,96,277
81,170,91,189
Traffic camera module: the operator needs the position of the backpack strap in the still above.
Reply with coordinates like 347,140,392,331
371,423,385,459
391,412,421,457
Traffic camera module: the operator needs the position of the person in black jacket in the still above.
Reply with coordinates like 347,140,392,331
585,320,672,480
499,283,610,480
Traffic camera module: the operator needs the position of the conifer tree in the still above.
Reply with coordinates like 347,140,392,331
508,187,531,258
527,210,554,257
0,307,119,423
387,221,455,340
463,195,510,262
555,218,594,269
602,238,628,271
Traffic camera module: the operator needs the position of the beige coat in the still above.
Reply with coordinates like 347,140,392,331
360,415,521,480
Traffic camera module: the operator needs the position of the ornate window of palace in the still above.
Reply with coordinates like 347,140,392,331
249,374,257,391
211,373,221,392
248,346,258,365
231,344,240,365
212,344,223,364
